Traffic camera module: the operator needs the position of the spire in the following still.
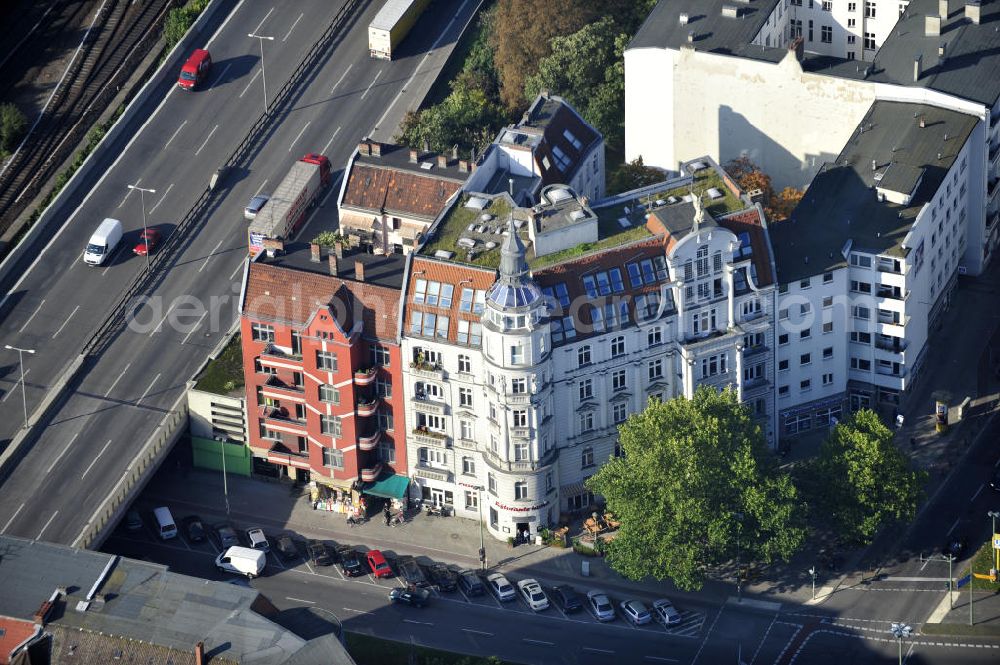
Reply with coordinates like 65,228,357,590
691,190,705,232
498,214,528,282
485,213,542,311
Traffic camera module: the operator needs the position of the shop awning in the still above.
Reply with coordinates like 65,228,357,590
362,472,409,499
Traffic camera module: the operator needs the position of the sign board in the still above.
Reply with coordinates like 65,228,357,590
993,533,1000,550
957,573,972,588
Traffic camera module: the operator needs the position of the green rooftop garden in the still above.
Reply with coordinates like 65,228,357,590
420,195,514,270
194,333,245,396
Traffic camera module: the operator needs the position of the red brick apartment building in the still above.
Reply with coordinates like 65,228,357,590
239,245,408,502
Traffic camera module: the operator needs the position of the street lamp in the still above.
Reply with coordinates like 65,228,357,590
127,183,156,270
248,33,274,115
808,566,817,600
214,436,230,517
888,622,912,665
475,485,487,570
4,344,34,429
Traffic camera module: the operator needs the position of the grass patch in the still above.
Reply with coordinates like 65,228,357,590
920,622,1000,638
530,223,650,269
960,539,1000,592
421,195,514,270
422,0,496,108
345,632,517,665
194,333,244,395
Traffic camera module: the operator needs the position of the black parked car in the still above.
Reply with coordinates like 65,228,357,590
396,556,429,588
457,569,485,596
307,540,333,566
181,515,206,542
275,534,299,560
389,586,431,607
427,563,458,592
338,546,364,577
551,585,583,613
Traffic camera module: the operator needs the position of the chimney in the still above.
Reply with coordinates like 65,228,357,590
34,600,55,624
679,12,689,25
919,115,926,128
370,141,382,157
939,42,947,61
925,14,941,35
437,153,448,168
789,37,804,62
310,242,321,263
939,0,950,19
358,141,371,157
687,30,695,43
458,159,469,173
195,642,205,665
871,159,878,172
354,260,365,282
409,148,418,163
329,253,339,276
913,54,923,81
965,0,981,24
262,237,284,255
334,241,344,259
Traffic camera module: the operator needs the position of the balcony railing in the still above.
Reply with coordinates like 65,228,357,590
260,406,306,428
356,398,380,417
875,337,907,353
414,464,451,483
261,344,302,362
360,463,383,483
411,428,450,447
354,367,377,386
409,360,445,380
743,344,769,359
263,375,304,395
877,258,903,274
742,377,770,391
411,393,447,415
358,430,382,451
876,286,907,301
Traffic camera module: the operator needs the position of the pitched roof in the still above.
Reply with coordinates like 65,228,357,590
402,258,495,344
243,262,401,341
520,94,601,188
629,0,782,57
0,617,36,665
717,207,775,287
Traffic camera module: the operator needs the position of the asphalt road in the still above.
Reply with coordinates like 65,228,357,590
0,0,478,545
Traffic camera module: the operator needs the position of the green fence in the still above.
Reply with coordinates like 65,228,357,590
192,436,251,476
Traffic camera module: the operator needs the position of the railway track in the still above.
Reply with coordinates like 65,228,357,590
0,0,175,241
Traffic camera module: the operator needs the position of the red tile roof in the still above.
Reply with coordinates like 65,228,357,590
342,163,463,221
0,616,35,665
243,262,400,341
402,258,495,342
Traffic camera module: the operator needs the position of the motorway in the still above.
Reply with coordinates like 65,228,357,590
0,0,477,545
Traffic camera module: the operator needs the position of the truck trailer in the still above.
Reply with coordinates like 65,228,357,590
368,0,431,60
248,153,331,255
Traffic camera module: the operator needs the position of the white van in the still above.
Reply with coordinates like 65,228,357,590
83,218,123,265
153,506,177,540
216,546,267,578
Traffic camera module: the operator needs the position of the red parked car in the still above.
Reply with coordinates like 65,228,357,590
365,550,393,579
133,228,161,256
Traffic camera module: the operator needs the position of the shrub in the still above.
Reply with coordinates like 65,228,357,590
0,103,27,153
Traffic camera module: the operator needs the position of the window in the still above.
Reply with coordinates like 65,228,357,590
457,320,482,346
321,415,341,437
579,412,595,433
379,438,395,464
514,442,529,462
459,288,487,313
821,25,832,43
316,351,337,371
701,354,728,377
578,346,592,367
376,377,391,398
460,419,473,441
778,333,789,346
648,359,664,381
582,446,594,467
850,331,872,344
864,0,875,17
790,18,802,39
413,280,454,308
822,373,834,386
823,321,834,333
541,283,571,309
488,473,497,495
511,378,527,394
848,1,856,10
800,328,811,340
822,296,833,308
778,359,789,371
822,0,832,9
610,336,626,358
808,20,813,42
853,305,870,320
851,357,872,371
378,410,394,431
409,311,449,338
457,354,471,373
864,31,875,50
465,490,478,510
613,402,627,424
626,257,668,287
647,326,663,347
612,369,627,391
779,308,789,321
823,347,834,359
579,378,594,401
511,345,525,365
743,363,763,383
800,353,812,366
583,268,625,296
778,385,790,397
847,34,856,44
459,387,473,408
550,316,577,343
513,410,528,428
319,384,339,404
322,447,344,469
370,344,389,367
251,322,274,342
800,379,811,391
514,481,528,501
850,280,872,294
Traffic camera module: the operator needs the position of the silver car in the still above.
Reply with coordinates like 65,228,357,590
652,598,682,626
586,589,615,621
620,599,652,625
246,527,269,553
244,193,269,220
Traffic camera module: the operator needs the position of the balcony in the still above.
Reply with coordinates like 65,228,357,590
876,285,908,301
356,397,380,417
877,257,903,274
262,375,304,397
742,376,770,391
411,393,447,415
260,405,306,430
875,336,907,353
357,430,382,451
414,464,451,483
743,344,769,359
482,447,557,473
354,367,377,386
409,360,445,380
261,344,302,363
411,428,451,447
360,463,383,483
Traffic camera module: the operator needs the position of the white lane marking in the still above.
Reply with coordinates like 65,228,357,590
971,485,984,502
118,178,140,208
104,362,131,398
164,121,187,149
360,70,383,100
253,179,268,196
46,432,80,473
403,619,433,626
888,577,952,582
181,310,208,346
946,517,960,536
230,260,245,281
150,303,175,335
282,12,303,42
1,503,25,533
583,647,615,654
523,639,554,646
461,628,492,637
321,126,341,156
137,374,160,406
37,511,59,540
645,658,679,663
239,68,262,98
286,596,315,604
211,62,232,87
205,0,244,48
341,607,369,614
52,305,80,338
329,63,353,95
288,120,311,152
199,239,225,273
194,124,219,156
148,183,174,214
371,0,471,134
18,299,45,332
252,7,275,35
1,369,29,402
81,439,113,479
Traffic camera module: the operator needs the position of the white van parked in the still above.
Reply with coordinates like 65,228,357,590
153,506,177,540
216,546,266,578
83,217,123,265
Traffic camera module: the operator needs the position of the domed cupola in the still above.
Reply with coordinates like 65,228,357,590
485,216,543,311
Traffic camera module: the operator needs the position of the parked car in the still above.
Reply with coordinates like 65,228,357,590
244,193,270,220
216,525,239,549
125,509,143,532
338,547,364,577
652,598,682,626
366,550,394,578
181,515,206,542
551,585,583,613
620,599,652,625
307,540,333,566
246,527,269,553
396,556,429,587
133,228,161,256
486,573,516,602
457,569,485,596
586,590,615,621
517,579,549,611
389,586,431,607
427,564,458,592
275,534,298,560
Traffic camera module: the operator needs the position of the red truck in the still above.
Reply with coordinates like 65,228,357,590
248,153,332,255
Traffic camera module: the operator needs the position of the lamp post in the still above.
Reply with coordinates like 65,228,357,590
214,436,230,517
248,33,274,115
888,623,912,665
475,485,487,570
4,344,34,429
809,566,817,600
127,183,155,270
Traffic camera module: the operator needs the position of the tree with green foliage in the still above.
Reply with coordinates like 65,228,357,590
815,409,926,545
0,102,27,154
587,386,805,591
607,156,664,195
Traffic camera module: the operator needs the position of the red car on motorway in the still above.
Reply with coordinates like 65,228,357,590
133,228,161,255
365,550,393,578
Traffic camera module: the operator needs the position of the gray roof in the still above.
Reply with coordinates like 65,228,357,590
771,100,978,283
630,0,783,58
260,242,407,289
0,535,354,665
